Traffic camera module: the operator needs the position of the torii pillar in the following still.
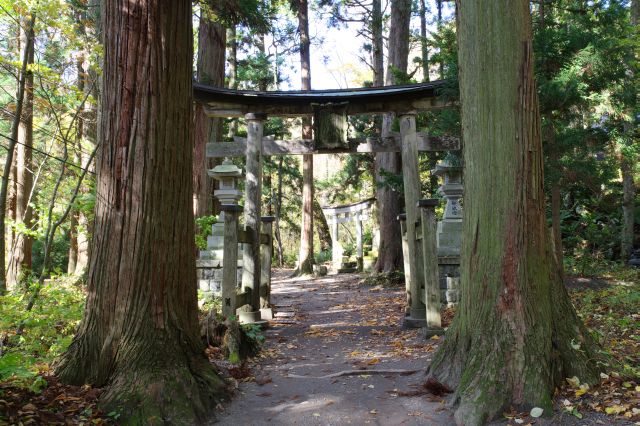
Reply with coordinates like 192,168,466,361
400,112,426,328
241,113,265,322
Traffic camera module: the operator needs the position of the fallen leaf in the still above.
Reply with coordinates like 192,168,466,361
566,376,580,388
530,407,543,418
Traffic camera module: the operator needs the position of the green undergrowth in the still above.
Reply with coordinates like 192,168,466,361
565,256,640,282
0,276,85,391
570,280,640,379
360,270,405,287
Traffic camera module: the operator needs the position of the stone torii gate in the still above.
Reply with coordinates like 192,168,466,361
321,198,376,273
193,81,460,331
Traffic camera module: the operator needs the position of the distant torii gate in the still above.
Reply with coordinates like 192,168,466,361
193,80,459,331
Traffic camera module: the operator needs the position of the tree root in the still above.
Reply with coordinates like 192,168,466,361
287,368,421,379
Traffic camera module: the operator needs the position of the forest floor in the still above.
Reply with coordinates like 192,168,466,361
212,270,639,426
0,267,637,425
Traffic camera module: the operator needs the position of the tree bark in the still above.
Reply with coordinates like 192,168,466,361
7,18,35,288
296,0,314,275
427,2,600,424
374,0,410,273
55,1,226,422
194,9,226,218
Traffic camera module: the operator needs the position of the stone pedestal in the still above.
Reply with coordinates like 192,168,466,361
433,159,463,305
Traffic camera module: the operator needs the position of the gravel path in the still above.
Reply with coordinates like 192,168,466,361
214,270,454,425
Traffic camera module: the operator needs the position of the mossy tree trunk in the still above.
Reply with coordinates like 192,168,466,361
55,1,226,423
426,2,600,424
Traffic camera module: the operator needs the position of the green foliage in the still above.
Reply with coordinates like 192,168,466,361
195,215,218,250
241,323,265,347
0,277,84,390
314,250,332,264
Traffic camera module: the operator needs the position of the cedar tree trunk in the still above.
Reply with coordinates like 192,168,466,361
426,2,600,424
297,0,315,275
55,1,226,423
194,9,226,218
374,0,410,273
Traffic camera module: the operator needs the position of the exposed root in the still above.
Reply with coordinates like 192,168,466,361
287,368,421,379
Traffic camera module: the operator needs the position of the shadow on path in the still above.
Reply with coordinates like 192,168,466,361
213,269,453,425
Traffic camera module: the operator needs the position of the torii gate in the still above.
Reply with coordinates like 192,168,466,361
193,80,459,332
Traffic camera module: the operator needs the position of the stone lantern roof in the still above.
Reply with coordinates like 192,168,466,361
208,158,244,180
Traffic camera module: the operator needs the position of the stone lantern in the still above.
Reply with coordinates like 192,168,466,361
207,157,244,250
197,158,244,295
432,159,463,257
432,156,463,306
208,157,244,206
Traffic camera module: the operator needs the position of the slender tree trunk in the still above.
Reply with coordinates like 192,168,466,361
226,25,238,138
371,0,384,86
7,19,35,288
544,115,565,279
67,55,86,275
55,2,226,422
437,0,444,78
620,0,637,261
194,9,225,218
297,0,314,275
427,2,600,424
420,0,430,82
0,15,35,294
68,213,78,274
74,2,101,276
275,157,284,266
374,0,410,273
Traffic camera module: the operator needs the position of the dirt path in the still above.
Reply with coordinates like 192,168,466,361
214,270,454,425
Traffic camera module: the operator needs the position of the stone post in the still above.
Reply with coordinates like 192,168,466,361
418,199,443,336
330,214,341,272
242,113,265,321
355,212,363,272
260,216,275,319
221,204,242,319
399,113,426,328
399,213,414,324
